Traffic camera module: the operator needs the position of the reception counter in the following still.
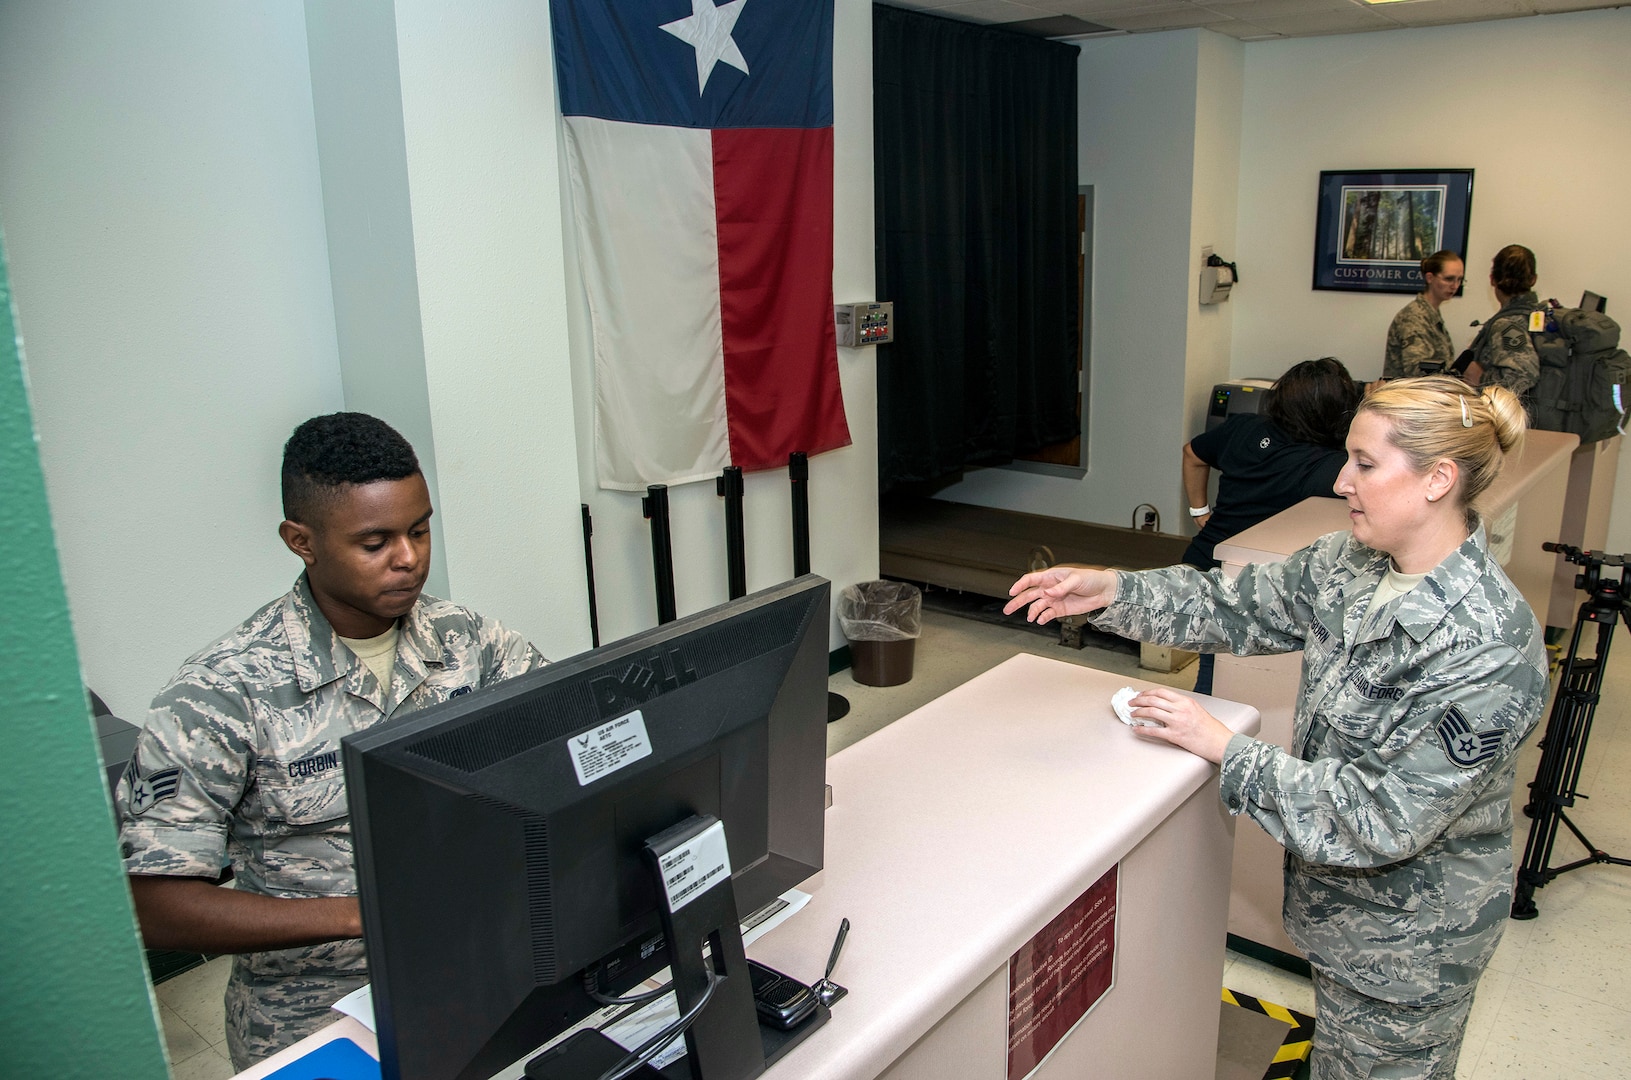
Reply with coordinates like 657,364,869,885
1213,427,1577,958
234,655,1259,1080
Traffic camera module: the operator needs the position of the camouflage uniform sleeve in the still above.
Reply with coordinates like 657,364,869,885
1478,317,1540,396
1385,306,1423,378
1090,535,1340,656
479,617,548,682
1394,327,1443,379
1217,639,1544,867
115,666,256,878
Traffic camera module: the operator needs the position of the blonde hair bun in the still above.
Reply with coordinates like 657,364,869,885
1480,384,1528,455
1359,375,1527,528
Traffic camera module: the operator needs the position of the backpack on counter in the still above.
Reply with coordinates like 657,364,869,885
1529,302,1631,444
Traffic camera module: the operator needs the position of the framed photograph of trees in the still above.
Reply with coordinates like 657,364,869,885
1312,169,1474,294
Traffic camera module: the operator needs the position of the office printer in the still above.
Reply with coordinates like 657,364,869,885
1205,380,1274,431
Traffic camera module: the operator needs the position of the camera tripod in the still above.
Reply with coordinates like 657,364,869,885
1511,542,1631,920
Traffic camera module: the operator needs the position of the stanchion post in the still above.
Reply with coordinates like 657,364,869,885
717,466,747,600
580,503,600,648
788,452,848,722
789,452,811,578
642,484,678,625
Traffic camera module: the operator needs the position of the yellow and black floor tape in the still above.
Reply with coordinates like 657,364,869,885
1222,987,1314,1079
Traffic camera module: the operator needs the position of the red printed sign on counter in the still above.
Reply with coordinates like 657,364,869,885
1006,863,1118,1080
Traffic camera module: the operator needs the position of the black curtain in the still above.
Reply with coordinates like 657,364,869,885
874,4,1079,494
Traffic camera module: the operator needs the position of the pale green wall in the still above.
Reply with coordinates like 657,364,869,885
0,228,168,1075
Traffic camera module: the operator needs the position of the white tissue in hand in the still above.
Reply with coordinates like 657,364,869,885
1111,686,1158,728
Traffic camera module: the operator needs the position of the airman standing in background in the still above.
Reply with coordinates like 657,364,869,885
1384,250,1463,378
1464,245,1542,397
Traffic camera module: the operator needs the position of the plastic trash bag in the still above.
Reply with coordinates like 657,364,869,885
837,581,922,642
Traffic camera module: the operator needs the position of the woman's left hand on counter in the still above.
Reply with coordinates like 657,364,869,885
1127,688,1233,764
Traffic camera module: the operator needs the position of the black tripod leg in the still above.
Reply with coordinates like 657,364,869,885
1512,613,1612,919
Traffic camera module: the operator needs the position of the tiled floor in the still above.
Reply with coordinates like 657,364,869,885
154,954,234,1079
157,605,1631,1078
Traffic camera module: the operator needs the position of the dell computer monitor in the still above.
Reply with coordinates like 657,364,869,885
344,576,831,1080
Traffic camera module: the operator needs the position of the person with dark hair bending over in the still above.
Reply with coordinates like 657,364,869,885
1010,378,1545,1079
1463,244,1541,396
1182,357,1361,693
1384,250,1464,378
115,413,546,1069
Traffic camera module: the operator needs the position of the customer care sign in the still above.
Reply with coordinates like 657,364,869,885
1007,864,1118,1080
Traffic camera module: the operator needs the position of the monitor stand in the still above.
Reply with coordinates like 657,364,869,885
526,816,828,1080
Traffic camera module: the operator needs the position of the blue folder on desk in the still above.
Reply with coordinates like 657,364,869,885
265,1036,380,1080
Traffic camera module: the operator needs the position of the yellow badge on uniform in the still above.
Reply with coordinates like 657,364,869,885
1529,310,1546,332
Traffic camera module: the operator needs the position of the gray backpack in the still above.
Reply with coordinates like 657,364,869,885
1529,304,1631,444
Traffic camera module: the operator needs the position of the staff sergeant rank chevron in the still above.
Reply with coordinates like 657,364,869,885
1436,704,1504,769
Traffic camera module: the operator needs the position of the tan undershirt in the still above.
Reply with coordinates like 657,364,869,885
339,622,401,698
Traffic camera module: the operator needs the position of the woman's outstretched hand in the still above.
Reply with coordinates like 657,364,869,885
1003,567,1119,625
1125,687,1233,764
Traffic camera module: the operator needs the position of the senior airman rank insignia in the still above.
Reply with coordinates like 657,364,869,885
129,766,182,815
1436,705,1502,769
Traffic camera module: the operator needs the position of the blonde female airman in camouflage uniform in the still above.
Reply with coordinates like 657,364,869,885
115,414,545,1069
1006,378,1544,1079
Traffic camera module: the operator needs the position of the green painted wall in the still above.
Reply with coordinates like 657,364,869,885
0,229,170,1075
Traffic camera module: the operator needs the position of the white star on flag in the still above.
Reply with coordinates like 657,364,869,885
660,0,750,95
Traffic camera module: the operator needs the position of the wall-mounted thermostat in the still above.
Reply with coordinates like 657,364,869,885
835,302,893,347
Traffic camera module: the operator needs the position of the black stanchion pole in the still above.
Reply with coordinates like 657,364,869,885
580,503,600,648
642,484,678,624
717,466,747,600
789,452,811,578
789,451,849,722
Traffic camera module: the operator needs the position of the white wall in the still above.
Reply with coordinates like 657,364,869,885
1183,32,1244,444
0,2,344,722
936,30,1205,531
1233,7,1631,548
304,0,451,600
1,0,880,718
390,0,593,662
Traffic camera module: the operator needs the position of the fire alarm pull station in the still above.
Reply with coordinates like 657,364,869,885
835,302,893,346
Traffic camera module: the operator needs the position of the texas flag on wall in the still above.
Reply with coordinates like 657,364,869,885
550,0,851,491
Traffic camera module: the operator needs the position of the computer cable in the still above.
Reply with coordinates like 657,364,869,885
585,967,673,1008
593,966,724,1080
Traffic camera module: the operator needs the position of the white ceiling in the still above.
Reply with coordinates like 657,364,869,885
884,0,1628,41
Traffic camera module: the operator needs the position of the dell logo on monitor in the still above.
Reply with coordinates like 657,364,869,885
590,649,699,716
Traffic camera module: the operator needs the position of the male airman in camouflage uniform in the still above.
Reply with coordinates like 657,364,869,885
1467,290,1542,399
1087,526,1546,1078
1383,293,1456,379
115,414,544,1068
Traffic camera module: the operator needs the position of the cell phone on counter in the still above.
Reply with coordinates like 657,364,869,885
747,960,818,1030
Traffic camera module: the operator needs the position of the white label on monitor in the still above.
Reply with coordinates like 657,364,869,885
567,710,653,786
658,819,733,913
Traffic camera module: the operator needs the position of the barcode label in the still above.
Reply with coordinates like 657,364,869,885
658,819,732,913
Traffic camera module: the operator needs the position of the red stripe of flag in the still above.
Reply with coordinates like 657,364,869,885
712,126,850,472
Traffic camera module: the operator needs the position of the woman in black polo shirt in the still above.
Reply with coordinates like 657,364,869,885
1183,357,1361,691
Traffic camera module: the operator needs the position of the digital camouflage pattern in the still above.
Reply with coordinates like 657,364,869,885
1383,294,1455,379
1089,528,1545,1070
1309,968,1473,1080
1469,290,1542,398
116,574,544,1066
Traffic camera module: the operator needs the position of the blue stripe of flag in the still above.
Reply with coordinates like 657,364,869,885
550,0,833,129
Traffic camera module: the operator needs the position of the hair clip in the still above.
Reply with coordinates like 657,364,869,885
1460,396,1473,427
